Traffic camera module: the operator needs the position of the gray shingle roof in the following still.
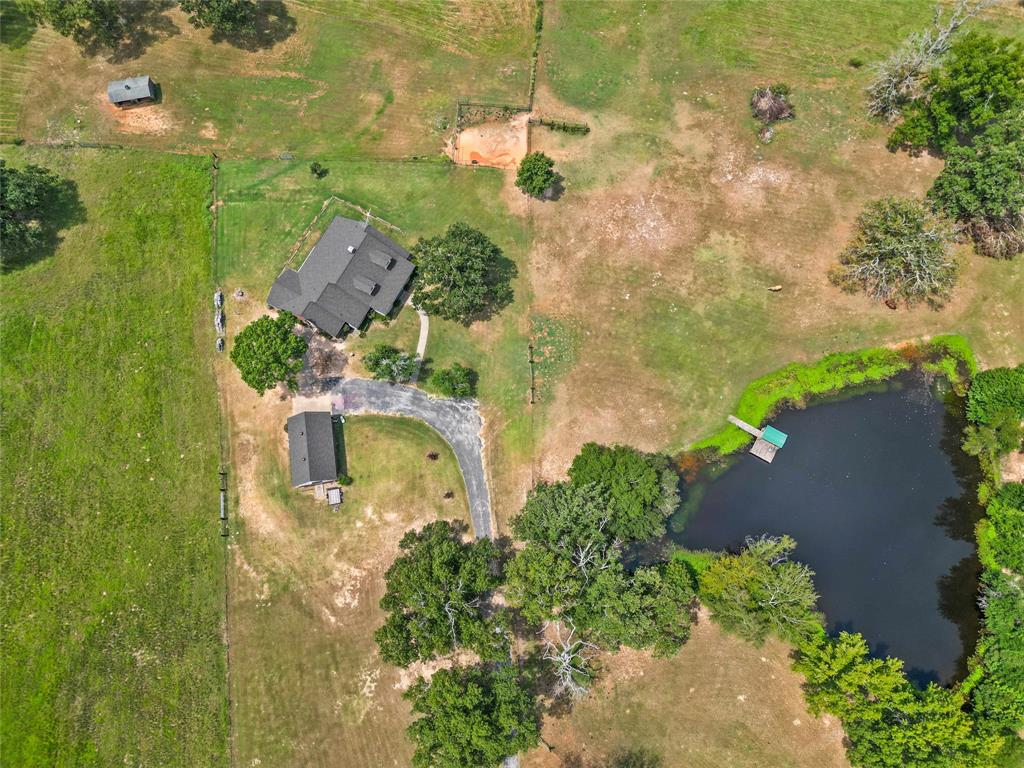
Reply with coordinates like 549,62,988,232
268,216,414,337
107,76,155,104
287,411,337,487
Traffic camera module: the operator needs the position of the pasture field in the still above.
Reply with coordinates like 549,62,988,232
524,0,1024,477
228,415,470,768
0,0,536,157
0,147,226,766
213,158,539,522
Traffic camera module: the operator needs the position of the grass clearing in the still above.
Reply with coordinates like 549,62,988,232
0,147,226,766
4,1,536,157
228,415,470,768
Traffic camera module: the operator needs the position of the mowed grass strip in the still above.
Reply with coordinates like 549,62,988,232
230,415,470,768
0,148,226,767
8,1,534,157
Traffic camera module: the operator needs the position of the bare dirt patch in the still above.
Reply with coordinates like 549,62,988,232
450,112,530,169
98,94,175,136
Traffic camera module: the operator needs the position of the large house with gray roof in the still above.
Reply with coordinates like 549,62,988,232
268,216,414,337
287,411,338,488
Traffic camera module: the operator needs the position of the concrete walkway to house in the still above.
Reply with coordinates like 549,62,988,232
409,303,429,383
329,378,491,538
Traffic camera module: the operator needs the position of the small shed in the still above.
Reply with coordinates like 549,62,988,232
107,76,156,107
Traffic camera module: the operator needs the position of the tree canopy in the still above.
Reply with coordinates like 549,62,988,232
929,116,1024,259
430,362,476,398
405,665,539,768
888,32,1024,155
180,0,257,35
38,0,130,50
411,223,515,323
829,196,957,307
515,152,557,198
966,365,1024,425
568,443,679,542
362,343,418,383
698,534,821,645
375,521,508,666
0,159,63,268
229,312,308,395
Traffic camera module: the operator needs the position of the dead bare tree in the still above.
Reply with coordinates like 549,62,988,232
866,0,994,121
542,620,598,700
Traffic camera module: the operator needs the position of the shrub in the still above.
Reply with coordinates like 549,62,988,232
362,344,417,383
411,223,516,323
430,363,476,398
829,196,957,307
309,161,328,179
750,84,794,124
966,365,1024,425
515,151,557,197
230,312,308,395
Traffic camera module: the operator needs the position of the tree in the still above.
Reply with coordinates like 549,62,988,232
0,159,61,266
962,410,1024,460
515,152,557,198
38,0,129,50
411,223,515,323
541,619,598,700
966,365,1024,425
568,443,680,542
829,197,957,307
866,0,992,122
405,664,539,768
972,568,1024,730
430,363,476,398
888,32,1024,154
180,0,257,35
698,534,821,645
362,344,418,383
929,116,1024,259
375,521,508,666
230,312,308,395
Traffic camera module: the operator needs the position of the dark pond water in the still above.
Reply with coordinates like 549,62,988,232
671,375,983,686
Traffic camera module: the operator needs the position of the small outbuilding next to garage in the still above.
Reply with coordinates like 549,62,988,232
107,76,156,107
287,411,338,488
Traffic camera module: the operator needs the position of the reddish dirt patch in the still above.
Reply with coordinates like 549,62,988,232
97,93,175,136
450,112,530,169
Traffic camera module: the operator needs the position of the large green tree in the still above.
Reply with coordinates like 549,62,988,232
515,151,557,198
888,32,1024,154
411,223,516,323
405,665,539,768
229,312,308,395
698,534,821,645
568,443,680,542
179,0,257,35
929,116,1024,259
966,365,1024,425
362,343,418,383
430,362,476,398
829,196,957,307
375,521,508,666
38,0,129,49
0,159,62,267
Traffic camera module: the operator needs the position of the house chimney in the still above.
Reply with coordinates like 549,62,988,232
347,245,355,253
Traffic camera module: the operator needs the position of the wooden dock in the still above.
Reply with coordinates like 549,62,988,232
728,415,787,464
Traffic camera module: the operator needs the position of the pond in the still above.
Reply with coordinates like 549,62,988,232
671,375,982,686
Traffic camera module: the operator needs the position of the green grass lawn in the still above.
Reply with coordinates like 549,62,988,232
4,1,536,157
230,415,470,768
0,147,226,767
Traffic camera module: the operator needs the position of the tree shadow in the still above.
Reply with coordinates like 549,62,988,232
933,389,986,541
2,177,87,274
79,2,181,64
541,173,566,202
937,553,982,683
211,1,296,51
465,250,518,325
0,1,38,49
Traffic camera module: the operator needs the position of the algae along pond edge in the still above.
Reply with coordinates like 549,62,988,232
672,372,984,687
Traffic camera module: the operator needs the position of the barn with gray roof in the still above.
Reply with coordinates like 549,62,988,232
107,76,156,107
287,411,338,488
268,216,414,337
